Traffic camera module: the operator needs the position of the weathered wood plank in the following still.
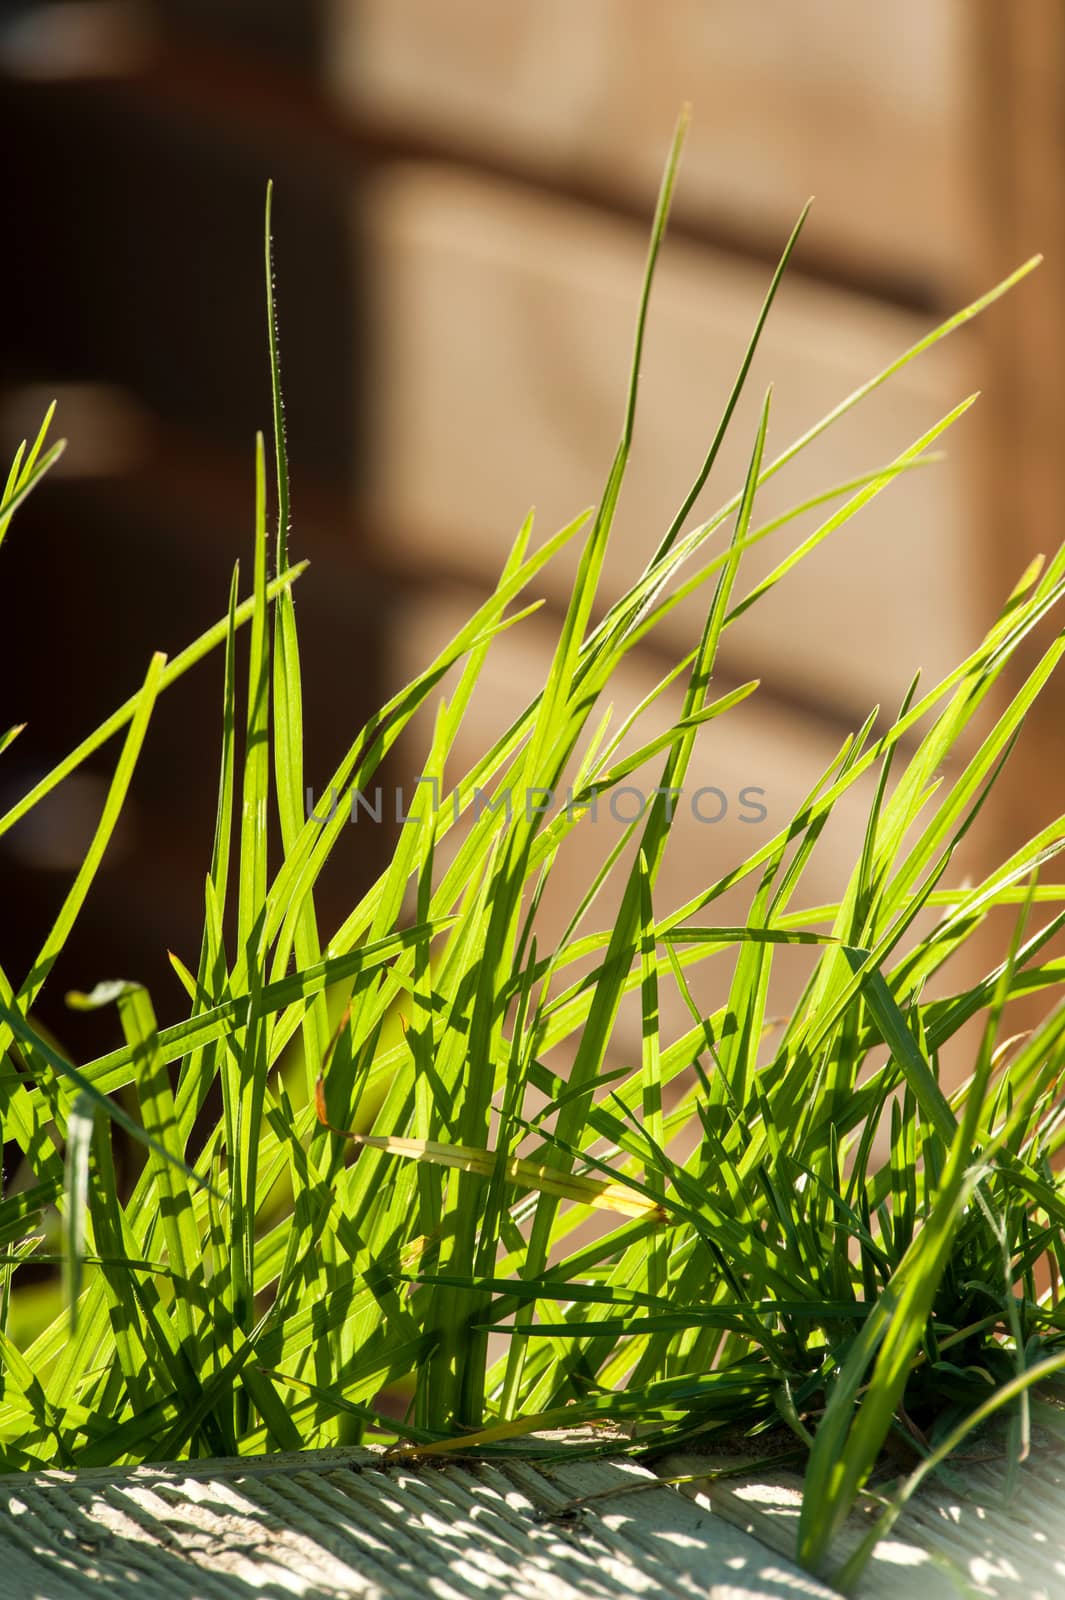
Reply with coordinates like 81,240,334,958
0,1442,840,1598
4,1426,1065,1597
329,0,972,290
362,165,981,723
661,1411,1065,1598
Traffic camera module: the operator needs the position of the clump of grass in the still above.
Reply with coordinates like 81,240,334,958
2,115,1065,1587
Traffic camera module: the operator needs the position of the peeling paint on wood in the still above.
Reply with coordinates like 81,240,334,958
661,1414,1065,1599
0,1442,836,1599
2,1424,1063,1597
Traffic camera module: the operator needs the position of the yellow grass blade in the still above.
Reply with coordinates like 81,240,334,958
315,1079,664,1221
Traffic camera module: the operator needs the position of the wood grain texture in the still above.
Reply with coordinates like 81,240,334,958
663,1404,1065,1599
327,0,971,293
0,1441,839,1598
3,1426,1065,1597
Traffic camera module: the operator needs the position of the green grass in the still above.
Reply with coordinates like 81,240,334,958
3,117,1065,1588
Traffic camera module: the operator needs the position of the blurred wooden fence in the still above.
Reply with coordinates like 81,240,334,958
0,1,1060,1051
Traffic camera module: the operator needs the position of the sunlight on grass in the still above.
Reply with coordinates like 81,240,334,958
0,118,1061,1588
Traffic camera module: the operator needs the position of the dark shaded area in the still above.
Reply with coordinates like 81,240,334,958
0,3,384,1066
148,0,325,69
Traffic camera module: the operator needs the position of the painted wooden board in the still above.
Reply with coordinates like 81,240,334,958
326,0,971,289
661,1406,1065,1599
361,165,985,722
0,1441,840,1599
3,1426,1064,1598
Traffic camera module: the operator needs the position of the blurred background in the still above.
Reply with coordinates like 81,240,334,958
0,0,1061,1066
